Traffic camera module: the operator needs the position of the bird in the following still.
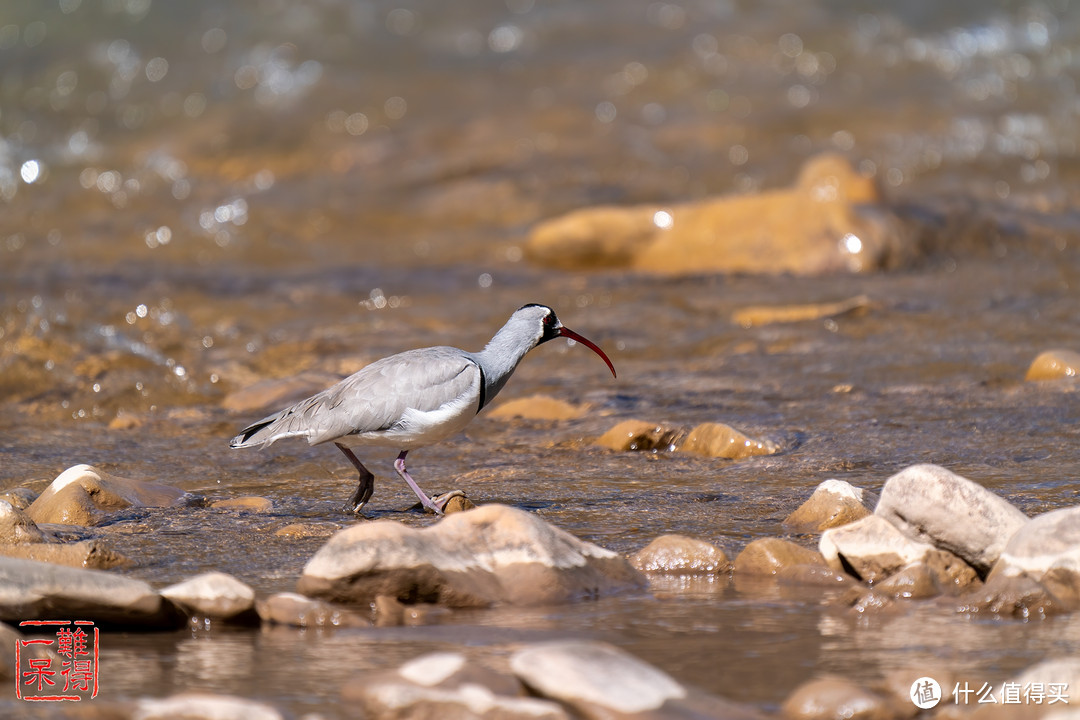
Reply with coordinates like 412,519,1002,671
229,304,616,515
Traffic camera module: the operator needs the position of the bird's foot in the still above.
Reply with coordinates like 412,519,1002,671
407,489,471,515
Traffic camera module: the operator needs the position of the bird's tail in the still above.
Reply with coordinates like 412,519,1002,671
229,405,311,449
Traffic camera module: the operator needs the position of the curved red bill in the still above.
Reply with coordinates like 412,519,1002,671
559,327,617,379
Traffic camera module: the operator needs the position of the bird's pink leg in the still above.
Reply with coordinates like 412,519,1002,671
394,450,449,515
336,443,375,513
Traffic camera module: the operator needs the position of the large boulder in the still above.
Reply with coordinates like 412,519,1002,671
0,556,181,628
526,153,911,276
25,464,187,527
297,504,645,607
874,464,1027,574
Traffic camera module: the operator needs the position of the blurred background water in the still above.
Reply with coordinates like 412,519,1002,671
2,0,1080,716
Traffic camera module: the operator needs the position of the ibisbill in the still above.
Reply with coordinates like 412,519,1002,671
229,304,617,515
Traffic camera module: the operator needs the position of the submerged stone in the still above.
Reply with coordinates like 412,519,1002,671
211,496,274,512
297,504,645,608
0,538,129,571
488,394,590,420
132,692,287,720
731,294,873,328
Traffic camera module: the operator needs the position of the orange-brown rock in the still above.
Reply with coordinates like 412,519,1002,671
488,395,589,421
679,422,777,459
733,538,828,577
595,419,684,452
781,676,894,720
1024,349,1080,381
630,534,731,575
211,496,273,513
784,479,874,533
732,295,873,328
527,153,911,276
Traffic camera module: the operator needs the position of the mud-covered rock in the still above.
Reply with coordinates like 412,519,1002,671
255,592,370,628
161,572,258,624
488,395,590,421
511,640,766,719
595,419,685,452
781,676,894,720
1024,349,1080,381
0,556,181,628
733,538,828,577
874,464,1027,574
630,534,731,575
0,500,55,544
784,479,874,533
527,153,911,276
25,464,187,527
678,422,777,459
297,504,645,607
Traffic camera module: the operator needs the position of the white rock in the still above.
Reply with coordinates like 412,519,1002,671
161,572,256,619
875,464,1027,573
511,640,686,714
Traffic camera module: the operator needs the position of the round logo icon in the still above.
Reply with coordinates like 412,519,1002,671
910,677,942,709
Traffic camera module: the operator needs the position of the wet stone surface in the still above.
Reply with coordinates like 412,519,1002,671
4,0,1080,718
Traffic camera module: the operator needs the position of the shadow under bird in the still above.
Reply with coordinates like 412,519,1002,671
229,304,617,515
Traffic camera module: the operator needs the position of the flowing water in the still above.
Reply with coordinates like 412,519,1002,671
2,0,1080,716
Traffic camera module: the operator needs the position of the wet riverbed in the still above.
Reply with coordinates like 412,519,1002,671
3,0,1080,716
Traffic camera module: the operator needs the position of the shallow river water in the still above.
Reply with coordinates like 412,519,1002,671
2,0,1080,717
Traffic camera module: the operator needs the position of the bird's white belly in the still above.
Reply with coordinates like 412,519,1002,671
338,390,479,451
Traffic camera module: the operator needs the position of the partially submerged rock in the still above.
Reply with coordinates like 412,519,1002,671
511,640,765,719
1025,349,1080,381
595,418,776,459
527,153,911,276
874,464,1027,575
488,395,590,421
132,692,287,720
679,422,777,459
785,479,874,533
297,504,645,607
0,538,129,570
630,534,731,575
161,572,258,624
25,464,187,527
781,676,893,720
346,651,569,720
0,556,181,628
595,419,685,452
0,500,55,544
256,592,370,628
733,538,827,577
211,496,274,513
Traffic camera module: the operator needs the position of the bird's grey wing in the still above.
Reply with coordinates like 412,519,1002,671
307,347,480,445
